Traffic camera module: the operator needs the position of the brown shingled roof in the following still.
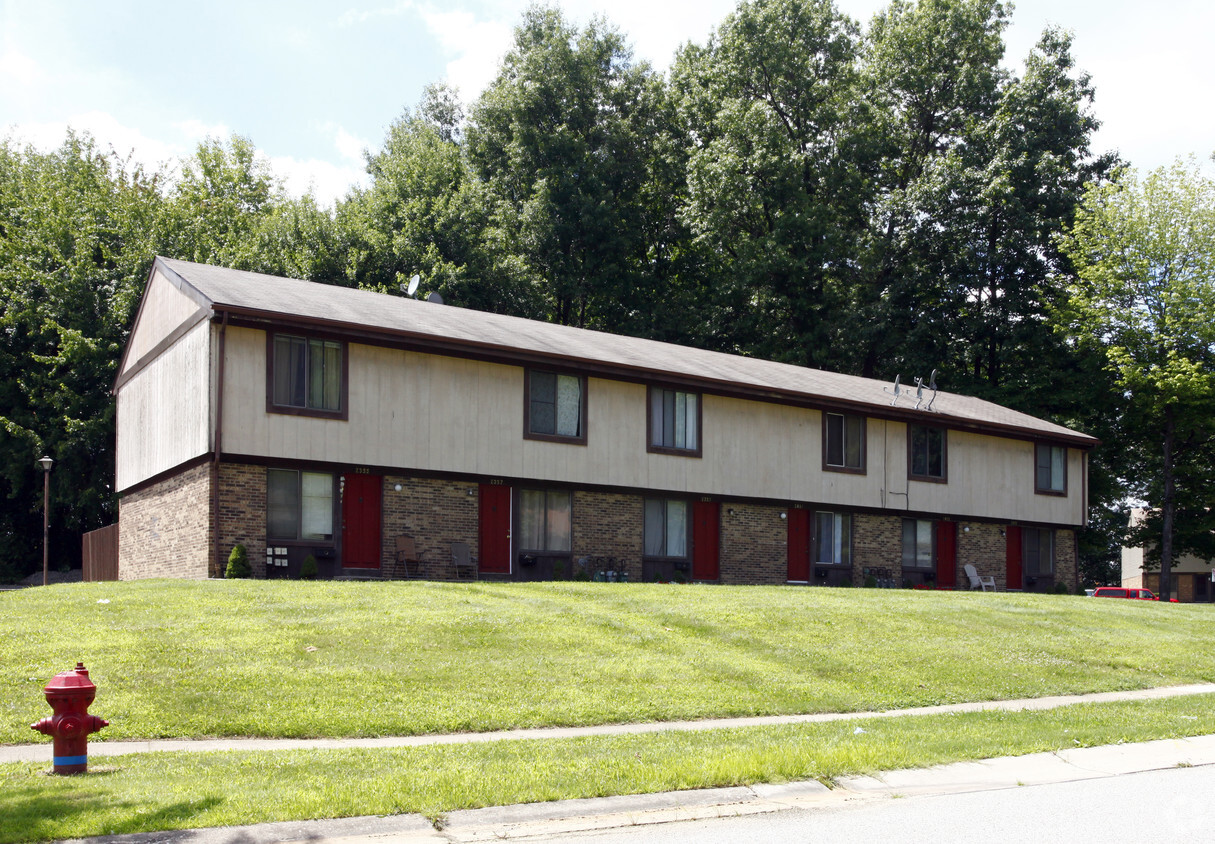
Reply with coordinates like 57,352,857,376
156,257,1096,447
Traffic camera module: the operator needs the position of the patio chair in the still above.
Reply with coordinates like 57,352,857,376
395,535,421,578
964,564,996,591
451,541,478,581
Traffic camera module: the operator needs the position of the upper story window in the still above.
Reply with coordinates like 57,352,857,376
1035,444,1067,494
525,370,586,444
908,424,947,482
269,333,346,418
901,519,935,569
644,498,689,558
1023,527,1055,576
648,387,701,456
267,468,334,541
824,412,865,473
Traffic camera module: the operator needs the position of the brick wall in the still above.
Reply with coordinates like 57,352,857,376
382,475,480,579
572,491,642,576
853,514,903,584
719,503,787,585
217,463,267,578
957,521,1006,589
118,463,213,580
1055,528,1077,593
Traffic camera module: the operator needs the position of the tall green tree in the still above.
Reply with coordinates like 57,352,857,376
0,133,164,578
342,84,535,314
672,0,871,364
1059,158,1215,597
466,5,669,331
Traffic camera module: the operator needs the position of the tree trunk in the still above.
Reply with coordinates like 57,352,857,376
1160,408,1176,599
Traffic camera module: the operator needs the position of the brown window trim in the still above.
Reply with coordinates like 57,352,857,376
1033,443,1068,497
907,424,948,483
822,412,867,475
265,332,349,420
810,510,854,566
646,385,703,458
642,497,693,561
901,517,937,570
523,369,588,445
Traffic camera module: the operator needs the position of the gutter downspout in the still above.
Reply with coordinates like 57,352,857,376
211,311,228,577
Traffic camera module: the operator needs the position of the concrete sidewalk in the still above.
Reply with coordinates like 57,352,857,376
5,682,1213,765
49,733,1215,844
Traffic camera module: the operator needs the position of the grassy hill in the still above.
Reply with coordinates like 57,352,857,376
3,579,1212,746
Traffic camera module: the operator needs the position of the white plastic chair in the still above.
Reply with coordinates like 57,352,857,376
964,564,996,591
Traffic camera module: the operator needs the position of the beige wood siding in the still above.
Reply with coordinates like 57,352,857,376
218,328,1086,526
116,318,211,491
120,269,206,375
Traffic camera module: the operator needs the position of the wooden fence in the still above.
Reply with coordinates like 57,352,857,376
82,524,119,581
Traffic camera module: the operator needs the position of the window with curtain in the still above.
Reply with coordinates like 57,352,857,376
267,469,334,540
649,388,699,454
1023,527,1055,575
518,489,572,552
644,499,688,557
814,512,851,565
909,424,946,480
824,413,865,471
527,371,585,441
272,334,342,413
901,519,935,569
1035,444,1066,493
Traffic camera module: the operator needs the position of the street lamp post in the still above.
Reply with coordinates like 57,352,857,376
37,456,53,586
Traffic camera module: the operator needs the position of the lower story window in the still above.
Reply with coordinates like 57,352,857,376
644,498,688,557
1023,527,1055,576
267,469,334,541
518,489,572,552
815,512,851,565
901,519,935,569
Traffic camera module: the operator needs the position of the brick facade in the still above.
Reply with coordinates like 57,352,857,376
382,474,480,580
571,491,643,578
118,462,213,580
120,460,1086,592
217,463,267,578
719,503,787,585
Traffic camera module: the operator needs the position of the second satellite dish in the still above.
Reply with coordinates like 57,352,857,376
427,291,444,305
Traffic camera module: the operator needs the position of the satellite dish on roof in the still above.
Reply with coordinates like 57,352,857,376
407,274,421,297
427,291,444,305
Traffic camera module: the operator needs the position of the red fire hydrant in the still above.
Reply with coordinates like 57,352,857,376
30,662,109,774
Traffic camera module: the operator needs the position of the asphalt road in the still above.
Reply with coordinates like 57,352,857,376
549,765,1215,844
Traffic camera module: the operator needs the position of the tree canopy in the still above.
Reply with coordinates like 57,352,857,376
0,0,1176,585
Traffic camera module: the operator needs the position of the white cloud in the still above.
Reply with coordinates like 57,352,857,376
269,153,369,208
413,6,514,98
338,1,413,28
0,47,41,87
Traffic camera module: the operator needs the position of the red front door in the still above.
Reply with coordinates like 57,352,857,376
937,520,957,588
479,484,512,574
692,501,720,581
341,474,382,568
787,509,810,582
1005,525,1023,590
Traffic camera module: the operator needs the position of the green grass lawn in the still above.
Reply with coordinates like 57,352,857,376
3,695,1215,843
2,579,1212,745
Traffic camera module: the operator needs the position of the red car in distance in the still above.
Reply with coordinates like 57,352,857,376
1092,586,1178,602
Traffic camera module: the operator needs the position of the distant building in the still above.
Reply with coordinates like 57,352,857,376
1121,509,1214,602
114,257,1095,590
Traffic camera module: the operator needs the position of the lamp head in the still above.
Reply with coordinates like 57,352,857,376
37,456,53,473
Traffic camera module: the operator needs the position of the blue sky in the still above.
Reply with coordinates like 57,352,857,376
3,0,1212,206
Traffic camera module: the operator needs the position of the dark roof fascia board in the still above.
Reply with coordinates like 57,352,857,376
112,258,215,394
216,305,1098,450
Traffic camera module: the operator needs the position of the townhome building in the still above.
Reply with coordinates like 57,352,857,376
115,257,1095,590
